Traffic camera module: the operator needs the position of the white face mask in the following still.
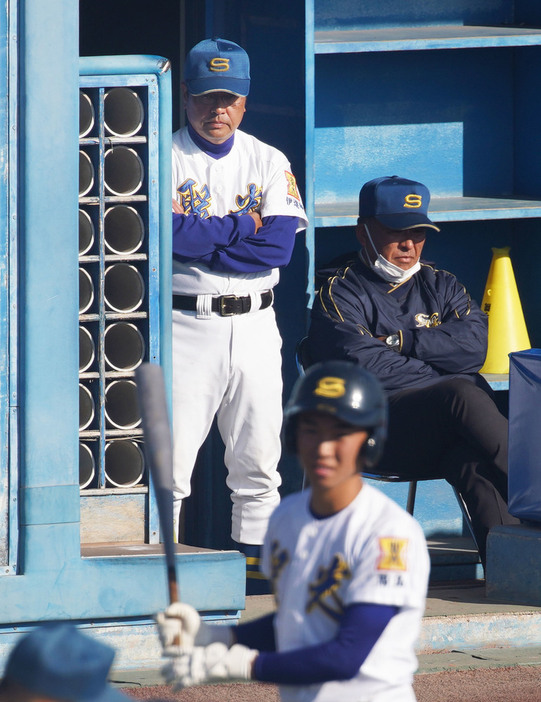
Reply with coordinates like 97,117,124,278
363,224,421,284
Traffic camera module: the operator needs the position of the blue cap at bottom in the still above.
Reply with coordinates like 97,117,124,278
5,623,130,701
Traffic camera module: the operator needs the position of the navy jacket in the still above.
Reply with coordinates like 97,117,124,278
307,253,488,396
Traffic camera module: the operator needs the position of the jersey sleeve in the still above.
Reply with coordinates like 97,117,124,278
252,603,398,685
207,215,298,272
172,214,297,272
235,613,277,652
257,147,308,231
345,517,430,610
172,212,255,259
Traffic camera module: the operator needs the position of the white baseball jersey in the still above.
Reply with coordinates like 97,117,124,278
171,126,308,296
170,126,307,544
262,483,430,701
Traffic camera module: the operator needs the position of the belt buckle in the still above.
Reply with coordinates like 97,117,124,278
219,295,238,317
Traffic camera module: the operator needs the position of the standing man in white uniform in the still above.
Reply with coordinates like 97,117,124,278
157,361,430,701
171,37,308,593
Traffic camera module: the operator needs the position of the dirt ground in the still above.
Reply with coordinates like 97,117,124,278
122,664,541,701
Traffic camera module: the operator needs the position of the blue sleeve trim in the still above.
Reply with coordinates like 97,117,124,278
235,613,276,652
253,603,398,685
172,212,253,259
173,214,297,273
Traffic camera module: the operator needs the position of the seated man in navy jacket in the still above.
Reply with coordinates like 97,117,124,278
307,175,518,566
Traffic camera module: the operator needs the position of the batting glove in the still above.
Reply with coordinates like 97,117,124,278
156,602,234,653
163,642,258,689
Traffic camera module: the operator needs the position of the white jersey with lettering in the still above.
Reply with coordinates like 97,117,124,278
170,126,307,546
171,126,308,296
262,482,430,701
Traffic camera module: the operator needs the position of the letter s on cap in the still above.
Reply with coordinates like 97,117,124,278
209,57,230,72
404,194,422,209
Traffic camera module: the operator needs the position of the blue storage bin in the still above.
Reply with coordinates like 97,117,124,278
508,349,541,523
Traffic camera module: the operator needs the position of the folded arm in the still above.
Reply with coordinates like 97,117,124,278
173,213,298,273
308,277,440,393
401,275,488,374
308,267,487,394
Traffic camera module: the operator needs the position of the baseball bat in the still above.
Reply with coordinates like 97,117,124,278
135,362,179,604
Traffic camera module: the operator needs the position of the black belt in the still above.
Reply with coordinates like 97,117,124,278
173,291,273,317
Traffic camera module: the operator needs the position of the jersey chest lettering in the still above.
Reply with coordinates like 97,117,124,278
177,178,211,217
230,182,262,215
177,177,262,218
306,553,352,622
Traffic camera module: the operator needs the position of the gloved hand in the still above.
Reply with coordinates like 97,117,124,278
156,602,234,653
163,642,258,689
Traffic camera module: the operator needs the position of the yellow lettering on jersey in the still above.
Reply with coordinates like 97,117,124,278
230,183,262,214
307,554,351,621
404,194,422,209
177,179,212,218
377,538,408,571
285,171,301,201
209,57,230,72
314,376,346,398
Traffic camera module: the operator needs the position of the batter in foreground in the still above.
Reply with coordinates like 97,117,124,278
157,361,430,701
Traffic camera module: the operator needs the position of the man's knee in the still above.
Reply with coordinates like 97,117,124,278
435,377,496,416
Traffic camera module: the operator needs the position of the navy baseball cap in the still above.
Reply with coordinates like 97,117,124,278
359,176,440,231
4,623,129,701
184,37,250,97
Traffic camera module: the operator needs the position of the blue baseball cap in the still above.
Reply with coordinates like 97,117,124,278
359,176,440,231
184,37,250,97
4,623,130,701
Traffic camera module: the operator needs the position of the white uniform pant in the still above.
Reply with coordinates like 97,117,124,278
172,305,282,544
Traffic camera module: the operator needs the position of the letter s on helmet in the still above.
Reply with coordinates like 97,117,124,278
283,360,387,469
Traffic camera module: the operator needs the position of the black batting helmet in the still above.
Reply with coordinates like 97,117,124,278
283,360,387,468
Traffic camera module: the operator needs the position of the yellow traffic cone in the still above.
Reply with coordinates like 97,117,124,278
480,246,531,374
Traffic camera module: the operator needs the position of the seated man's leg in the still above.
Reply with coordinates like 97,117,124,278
380,378,507,481
377,381,464,479
434,377,508,492
378,377,518,565
439,442,519,566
